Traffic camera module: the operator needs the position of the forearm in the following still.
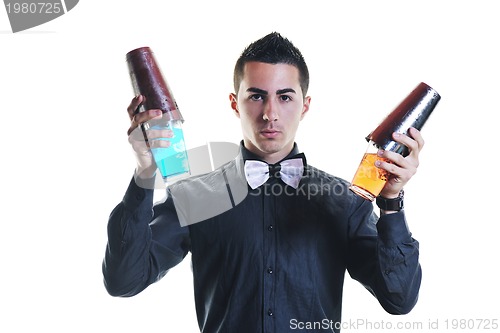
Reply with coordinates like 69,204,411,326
102,176,156,297
347,205,421,315
102,174,191,297
373,212,422,314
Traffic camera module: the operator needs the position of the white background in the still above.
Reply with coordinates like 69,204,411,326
1,1,498,332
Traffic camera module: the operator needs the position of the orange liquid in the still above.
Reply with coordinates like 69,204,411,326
350,153,389,200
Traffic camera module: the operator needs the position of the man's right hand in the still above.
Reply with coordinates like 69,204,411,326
127,95,173,179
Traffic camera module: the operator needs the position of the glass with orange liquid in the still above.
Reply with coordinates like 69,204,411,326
350,143,390,201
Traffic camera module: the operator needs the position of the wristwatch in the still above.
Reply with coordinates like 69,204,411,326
376,190,404,211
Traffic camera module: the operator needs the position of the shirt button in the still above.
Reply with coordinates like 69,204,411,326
267,267,273,274
268,309,273,316
268,225,273,231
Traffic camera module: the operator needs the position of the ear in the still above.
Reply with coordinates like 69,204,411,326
229,93,240,118
300,96,311,120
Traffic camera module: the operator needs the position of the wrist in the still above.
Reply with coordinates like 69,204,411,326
133,166,157,190
135,164,156,180
376,190,404,213
379,189,401,199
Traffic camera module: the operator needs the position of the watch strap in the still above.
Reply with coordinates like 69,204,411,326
376,190,404,211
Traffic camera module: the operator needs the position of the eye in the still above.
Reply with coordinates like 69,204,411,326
249,94,264,101
279,95,292,102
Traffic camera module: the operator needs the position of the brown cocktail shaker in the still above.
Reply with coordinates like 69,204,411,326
349,82,441,201
126,47,183,121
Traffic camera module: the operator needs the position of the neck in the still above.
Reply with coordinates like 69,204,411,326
242,140,297,164
262,152,289,164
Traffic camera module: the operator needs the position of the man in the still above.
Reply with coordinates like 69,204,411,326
103,32,423,332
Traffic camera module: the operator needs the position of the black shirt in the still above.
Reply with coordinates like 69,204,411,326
103,143,421,333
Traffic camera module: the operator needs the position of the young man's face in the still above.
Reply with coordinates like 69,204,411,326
230,61,310,164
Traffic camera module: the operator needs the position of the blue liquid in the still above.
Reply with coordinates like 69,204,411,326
150,125,190,180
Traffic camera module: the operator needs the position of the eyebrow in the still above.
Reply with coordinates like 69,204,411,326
246,87,297,95
277,88,296,95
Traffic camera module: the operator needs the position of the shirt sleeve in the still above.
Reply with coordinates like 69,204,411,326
346,198,422,315
102,176,191,297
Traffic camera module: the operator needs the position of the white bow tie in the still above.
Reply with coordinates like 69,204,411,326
244,154,306,189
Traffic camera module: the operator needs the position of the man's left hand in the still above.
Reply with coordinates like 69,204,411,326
376,127,425,199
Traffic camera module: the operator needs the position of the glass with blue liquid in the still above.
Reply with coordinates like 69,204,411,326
143,116,190,182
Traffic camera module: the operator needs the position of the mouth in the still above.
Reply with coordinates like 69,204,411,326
260,129,281,138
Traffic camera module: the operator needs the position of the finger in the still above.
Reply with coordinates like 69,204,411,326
129,137,173,151
377,149,406,169
128,125,174,152
145,129,174,140
377,148,417,177
376,148,416,175
127,95,145,120
134,109,163,124
408,127,425,150
376,159,412,186
375,158,400,176
129,136,172,151
392,128,425,157
148,139,172,149
127,109,163,136
391,132,418,155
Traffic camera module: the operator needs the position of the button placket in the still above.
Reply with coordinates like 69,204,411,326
262,188,277,332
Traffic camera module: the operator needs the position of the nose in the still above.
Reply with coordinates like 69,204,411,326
262,99,279,122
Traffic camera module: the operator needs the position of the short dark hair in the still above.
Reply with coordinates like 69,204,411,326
233,32,309,97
